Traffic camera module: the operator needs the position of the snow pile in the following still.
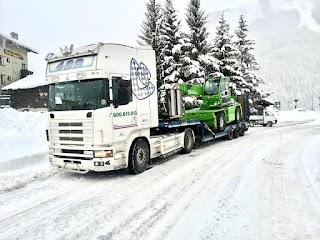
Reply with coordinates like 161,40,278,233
274,109,320,123
0,108,48,168
301,135,320,198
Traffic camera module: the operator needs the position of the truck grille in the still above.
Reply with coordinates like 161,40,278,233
59,122,83,127
59,137,84,141
59,130,83,134
49,119,94,160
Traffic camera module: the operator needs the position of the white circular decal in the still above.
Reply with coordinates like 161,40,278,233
101,99,107,105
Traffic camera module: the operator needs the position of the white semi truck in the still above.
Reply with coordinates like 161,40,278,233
46,43,249,174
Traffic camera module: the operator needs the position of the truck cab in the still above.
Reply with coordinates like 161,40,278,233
46,43,159,174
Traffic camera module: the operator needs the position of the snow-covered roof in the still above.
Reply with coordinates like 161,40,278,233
254,97,275,107
0,33,38,54
1,73,47,90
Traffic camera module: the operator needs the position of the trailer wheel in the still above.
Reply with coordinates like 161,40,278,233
182,128,194,154
217,112,226,132
235,107,241,123
128,139,150,174
226,128,233,140
239,124,245,136
233,126,240,138
266,121,273,127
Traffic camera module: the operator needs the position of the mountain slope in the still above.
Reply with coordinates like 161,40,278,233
208,0,320,109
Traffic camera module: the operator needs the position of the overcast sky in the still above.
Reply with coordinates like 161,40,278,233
0,0,257,76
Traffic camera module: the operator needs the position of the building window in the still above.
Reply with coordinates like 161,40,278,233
22,63,27,70
6,58,10,63
0,56,4,66
1,74,6,85
7,76,12,81
39,92,48,99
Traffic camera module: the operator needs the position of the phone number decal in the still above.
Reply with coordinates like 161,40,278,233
111,111,137,117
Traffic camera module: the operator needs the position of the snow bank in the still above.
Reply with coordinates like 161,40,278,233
0,109,56,193
301,135,320,199
274,109,320,123
0,108,47,168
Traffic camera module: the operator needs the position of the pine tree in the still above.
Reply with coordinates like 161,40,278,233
235,15,268,104
235,16,260,81
185,0,210,60
210,14,244,86
138,0,163,82
177,33,204,83
138,0,162,49
160,0,183,83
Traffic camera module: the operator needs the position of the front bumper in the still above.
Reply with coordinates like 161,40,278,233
49,155,127,174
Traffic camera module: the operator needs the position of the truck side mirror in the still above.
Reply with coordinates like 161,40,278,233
220,90,228,98
112,77,120,108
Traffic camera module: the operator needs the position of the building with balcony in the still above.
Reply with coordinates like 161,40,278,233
0,32,38,94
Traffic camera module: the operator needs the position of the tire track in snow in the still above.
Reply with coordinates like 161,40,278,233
0,124,318,240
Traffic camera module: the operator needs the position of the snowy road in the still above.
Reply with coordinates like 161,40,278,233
0,123,320,240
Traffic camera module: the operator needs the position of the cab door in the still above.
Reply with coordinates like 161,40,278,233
109,74,138,143
220,77,229,104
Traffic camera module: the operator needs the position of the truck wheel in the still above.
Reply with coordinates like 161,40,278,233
226,128,233,140
217,113,226,132
239,124,245,136
266,121,273,127
129,139,150,174
233,126,240,138
182,128,194,154
235,107,241,123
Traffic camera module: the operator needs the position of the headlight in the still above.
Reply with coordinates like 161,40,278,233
49,148,54,155
94,150,113,158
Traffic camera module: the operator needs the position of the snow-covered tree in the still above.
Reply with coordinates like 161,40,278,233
177,33,205,83
235,15,260,84
185,0,210,60
235,15,270,105
210,14,244,86
138,0,163,81
160,0,183,83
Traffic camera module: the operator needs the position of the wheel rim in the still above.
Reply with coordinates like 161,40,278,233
136,147,146,165
220,116,224,127
185,133,192,149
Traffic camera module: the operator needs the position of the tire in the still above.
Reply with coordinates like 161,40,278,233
239,124,245,136
235,107,241,123
233,126,240,138
128,139,150,174
182,128,194,154
216,112,226,132
226,128,233,140
266,121,273,127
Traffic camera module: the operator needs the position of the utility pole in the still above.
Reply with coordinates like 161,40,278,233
311,91,315,111
294,99,299,109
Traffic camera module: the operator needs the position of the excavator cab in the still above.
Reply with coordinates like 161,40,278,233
202,76,231,109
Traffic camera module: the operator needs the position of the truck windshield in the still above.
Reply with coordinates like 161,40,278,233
204,78,220,95
48,78,109,111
